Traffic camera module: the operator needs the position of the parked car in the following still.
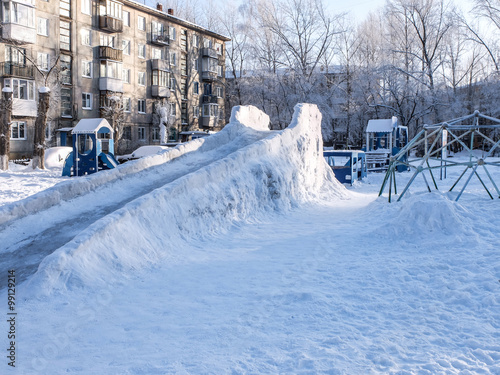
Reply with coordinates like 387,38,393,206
117,145,170,163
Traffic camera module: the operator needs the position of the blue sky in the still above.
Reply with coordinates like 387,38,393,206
325,0,474,22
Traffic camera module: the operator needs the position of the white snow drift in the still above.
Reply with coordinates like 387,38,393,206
28,104,346,293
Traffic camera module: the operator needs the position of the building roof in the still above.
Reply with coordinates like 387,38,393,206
72,119,113,134
125,0,231,42
366,117,397,133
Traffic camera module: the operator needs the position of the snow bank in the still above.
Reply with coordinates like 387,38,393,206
28,104,346,294
44,147,73,169
0,111,262,226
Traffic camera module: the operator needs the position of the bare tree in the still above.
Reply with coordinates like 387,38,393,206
101,93,125,154
0,88,13,170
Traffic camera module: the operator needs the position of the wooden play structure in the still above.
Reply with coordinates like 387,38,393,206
62,118,119,177
324,150,367,185
379,111,500,202
365,116,408,171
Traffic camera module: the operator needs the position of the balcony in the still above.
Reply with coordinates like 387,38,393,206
2,23,36,44
99,15,123,33
202,95,218,104
99,46,123,61
99,77,123,92
151,59,169,71
201,117,217,127
151,85,171,98
151,31,170,46
0,63,34,79
201,71,218,82
201,48,218,59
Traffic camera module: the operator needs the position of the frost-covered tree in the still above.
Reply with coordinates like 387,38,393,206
153,100,176,144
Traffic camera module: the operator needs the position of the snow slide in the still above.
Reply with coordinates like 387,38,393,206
28,104,346,293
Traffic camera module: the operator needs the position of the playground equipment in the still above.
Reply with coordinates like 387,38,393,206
62,118,119,177
365,116,408,171
324,150,367,185
379,111,500,202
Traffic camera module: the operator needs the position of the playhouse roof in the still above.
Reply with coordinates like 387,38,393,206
72,119,113,134
366,117,397,133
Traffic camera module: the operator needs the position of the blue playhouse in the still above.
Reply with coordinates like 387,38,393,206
364,116,408,171
323,150,368,185
62,118,119,177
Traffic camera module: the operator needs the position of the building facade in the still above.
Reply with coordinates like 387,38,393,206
1,0,229,158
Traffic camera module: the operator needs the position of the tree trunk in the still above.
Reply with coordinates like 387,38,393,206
0,89,13,170
32,91,50,169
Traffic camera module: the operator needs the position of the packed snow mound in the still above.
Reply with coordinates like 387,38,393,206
44,147,72,169
28,104,347,294
0,109,275,226
229,105,270,131
378,193,475,237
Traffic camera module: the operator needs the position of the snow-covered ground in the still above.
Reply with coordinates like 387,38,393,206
1,105,500,374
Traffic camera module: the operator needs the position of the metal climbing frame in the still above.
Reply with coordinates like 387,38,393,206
379,111,500,202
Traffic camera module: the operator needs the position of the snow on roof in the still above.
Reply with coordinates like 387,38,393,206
56,127,74,132
72,119,113,134
366,117,397,133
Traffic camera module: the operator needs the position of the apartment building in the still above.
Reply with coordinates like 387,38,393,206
1,0,229,158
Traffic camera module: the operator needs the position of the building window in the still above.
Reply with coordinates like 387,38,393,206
37,53,50,71
138,16,145,31
192,34,199,48
152,47,163,60
169,26,176,41
60,20,71,51
123,126,131,140
82,0,91,15
170,76,175,90
203,38,212,48
104,0,122,19
216,86,223,98
123,10,130,26
60,54,72,84
169,51,176,66
215,42,223,55
152,127,160,141
203,103,219,117
10,121,26,140
5,78,35,100
61,87,72,117
122,40,130,55
5,46,26,66
82,60,93,78
122,68,130,83
138,126,146,140
152,70,170,87
193,81,199,95
100,60,121,79
194,58,199,71
100,33,115,48
138,44,146,59
138,71,146,86
193,106,199,118
82,92,92,110
181,102,187,124
81,29,92,46
180,78,187,100
168,102,176,116
123,97,131,112
37,17,48,36
217,65,223,77
60,0,71,17
3,2,35,26
45,121,52,141
138,99,146,113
